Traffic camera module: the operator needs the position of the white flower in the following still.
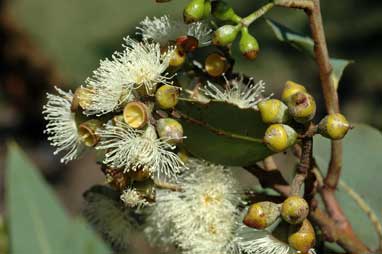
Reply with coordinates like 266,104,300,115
96,122,185,179
236,233,292,254
120,188,150,209
201,75,272,109
42,87,82,163
145,159,241,254
84,37,174,115
137,15,212,46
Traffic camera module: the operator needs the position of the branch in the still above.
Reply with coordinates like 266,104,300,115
273,0,313,10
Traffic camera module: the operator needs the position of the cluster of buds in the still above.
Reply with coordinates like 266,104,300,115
244,196,315,253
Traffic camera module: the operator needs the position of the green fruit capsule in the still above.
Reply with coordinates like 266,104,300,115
239,27,259,60
281,196,309,224
156,118,184,145
288,219,316,253
211,1,241,22
281,80,307,103
212,24,241,46
155,85,179,109
264,124,297,152
287,92,316,124
318,113,351,140
258,99,289,124
243,201,281,229
184,0,205,24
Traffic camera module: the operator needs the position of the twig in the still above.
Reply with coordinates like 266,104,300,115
154,181,183,192
273,0,314,10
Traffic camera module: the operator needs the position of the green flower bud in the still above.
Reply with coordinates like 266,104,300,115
156,118,184,144
281,196,309,224
212,24,241,46
239,27,259,60
78,119,102,147
281,80,307,103
288,219,316,253
205,53,228,77
243,201,281,229
203,0,212,18
258,99,290,124
123,101,149,129
184,0,205,24
211,1,241,22
318,113,351,140
155,84,179,109
287,92,316,124
264,124,297,152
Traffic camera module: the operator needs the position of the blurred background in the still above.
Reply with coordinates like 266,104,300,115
0,0,381,252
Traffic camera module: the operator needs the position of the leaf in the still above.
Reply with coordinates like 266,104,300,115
177,100,273,166
314,124,382,250
5,142,110,254
266,19,352,90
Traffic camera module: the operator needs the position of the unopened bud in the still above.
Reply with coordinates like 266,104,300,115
211,1,241,22
243,201,281,229
287,92,316,124
281,81,307,103
264,124,297,152
78,119,102,147
281,196,309,224
205,53,227,77
258,99,289,124
184,0,205,24
318,113,351,140
71,87,93,112
156,118,184,144
239,27,259,60
155,85,179,109
123,101,149,129
212,24,241,46
203,0,211,18
169,46,186,67
288,219,316,253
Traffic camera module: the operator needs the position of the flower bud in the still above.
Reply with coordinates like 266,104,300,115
264,124,297,152
184,0,205,24
78,119,102,147
176,35,199,52
155,84,179,109
243,201,281,229
258,99,289,124
156,118,184,144
211,1,241,22
71,87,93,112
318,113,351,140
203,0,211,18
205,53,227,77
239,27,259,60
281,196,309,224
123,101,149,129
288,219,316,253
169,46,186,67
212,24,241,46
287,92,316,124
281,81,307,103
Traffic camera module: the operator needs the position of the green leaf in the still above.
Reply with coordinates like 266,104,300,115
6,142,110,254
314,124,382,250
266,19,352,90
177,100,273,166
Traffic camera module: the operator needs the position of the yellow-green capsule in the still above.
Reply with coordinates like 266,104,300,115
211,1,241,22
123,101,149,129
288,219,316,253
318,113,351,140
78,119,102,147
281,80,307,103
169,46,186,68
184,0,205,24
156,118,184,145
243,201,281,229
205,53,227,77
155,84,179,109
212,24,241,46
287,92,316,124
239,27,259,60
258,99,289,124
264,124,297,152
281,196,309,225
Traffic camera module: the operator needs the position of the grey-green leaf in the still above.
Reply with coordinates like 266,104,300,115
266,19,352,90
314,124,382,250
177,100,273,166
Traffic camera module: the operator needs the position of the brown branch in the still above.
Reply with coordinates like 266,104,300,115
273,0,314,10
